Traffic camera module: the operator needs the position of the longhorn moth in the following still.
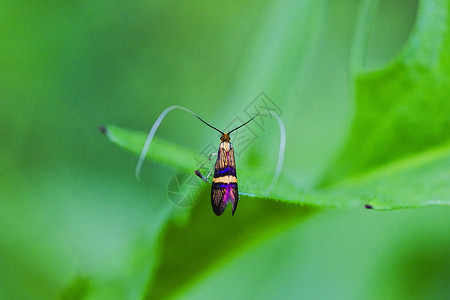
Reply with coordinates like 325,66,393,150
136,105,285,216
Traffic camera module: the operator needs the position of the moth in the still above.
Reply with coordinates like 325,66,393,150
194,116,256,216
135,105,284,217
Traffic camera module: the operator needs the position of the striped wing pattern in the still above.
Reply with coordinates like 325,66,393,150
211,141,239,215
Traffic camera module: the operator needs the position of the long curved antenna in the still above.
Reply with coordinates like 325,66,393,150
259,111,286,192
135,105,217,180
227,115,258,134
195,116,223,134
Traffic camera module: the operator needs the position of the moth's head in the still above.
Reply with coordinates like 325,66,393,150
220,132,230,142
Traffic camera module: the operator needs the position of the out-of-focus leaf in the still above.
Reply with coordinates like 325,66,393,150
144,196,316,300
60,276,91,300
322,0,450,184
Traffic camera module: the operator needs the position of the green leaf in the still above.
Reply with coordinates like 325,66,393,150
329,142,450,210
100,125,450,210
322,0,450,184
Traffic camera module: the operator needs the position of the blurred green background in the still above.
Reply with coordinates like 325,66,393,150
1,0,448,299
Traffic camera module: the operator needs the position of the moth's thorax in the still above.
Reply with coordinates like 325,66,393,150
220,140,232,152
220,132,230,142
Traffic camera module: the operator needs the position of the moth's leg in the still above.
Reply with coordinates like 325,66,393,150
194,153,217,182
205,166,215,180
197,153,217,169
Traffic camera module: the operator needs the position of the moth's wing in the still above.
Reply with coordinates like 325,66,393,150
211,143,239,216
211,182,238,216
213,143,236,176
231,183,239,215
211,183,226,216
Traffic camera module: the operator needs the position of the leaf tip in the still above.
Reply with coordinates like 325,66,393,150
98,125,108,135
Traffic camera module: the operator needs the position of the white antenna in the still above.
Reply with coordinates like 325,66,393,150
135,105,200,180
262,111,285,192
